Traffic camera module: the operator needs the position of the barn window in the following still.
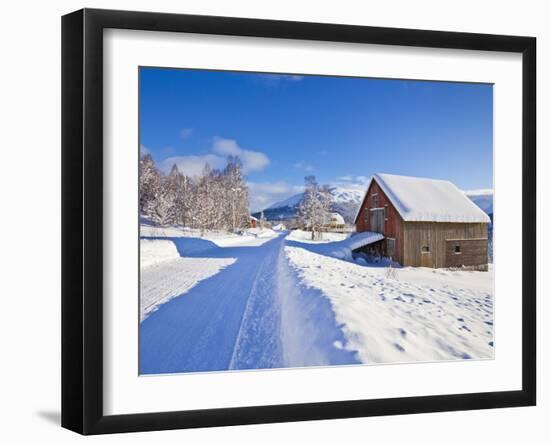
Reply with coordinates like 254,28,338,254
384,204,388,220
421,245,430,253
371,193,378,208
454,245,461,254
364,208,369,226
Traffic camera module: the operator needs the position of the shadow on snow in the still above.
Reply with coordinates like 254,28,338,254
139,234,360,375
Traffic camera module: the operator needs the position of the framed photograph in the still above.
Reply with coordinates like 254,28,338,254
62,8,536,435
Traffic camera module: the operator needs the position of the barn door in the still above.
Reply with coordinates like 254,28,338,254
420,250,432,267
371,208,384,234
420,243,433,267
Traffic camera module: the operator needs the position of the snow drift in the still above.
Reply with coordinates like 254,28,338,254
140,239,180,267
286,230,383,261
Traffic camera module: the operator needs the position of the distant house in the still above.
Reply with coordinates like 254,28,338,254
327,212,345,230
249,215,258,228
354,173,491,270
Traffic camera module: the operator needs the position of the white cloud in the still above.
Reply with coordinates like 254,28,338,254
247,181,304,213
159,137,270,177
140,144,150,155
160,154,226,177
293,161,315,172
212,137,270,174
212,137,240,156
180,128,193,139
337,175,353,181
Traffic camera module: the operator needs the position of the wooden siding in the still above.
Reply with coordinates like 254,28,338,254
402,222,488,269
445,238,488,269
355,179,404,264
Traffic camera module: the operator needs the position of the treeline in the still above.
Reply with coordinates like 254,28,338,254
140,154,250,232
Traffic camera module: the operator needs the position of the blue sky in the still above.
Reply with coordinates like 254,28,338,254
140,68,493,212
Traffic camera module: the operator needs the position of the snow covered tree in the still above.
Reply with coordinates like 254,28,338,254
208,167,227,230
139,153,161,217
166,163,194,227
298,175,331,240
223,156,250,232
193,163,213,235
152,180,177,226
139,154,251,234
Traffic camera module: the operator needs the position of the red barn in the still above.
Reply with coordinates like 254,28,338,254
354,173,491,269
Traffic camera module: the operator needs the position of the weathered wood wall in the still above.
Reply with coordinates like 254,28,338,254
402,222,488,269
445,238,488,269
355,179,404,264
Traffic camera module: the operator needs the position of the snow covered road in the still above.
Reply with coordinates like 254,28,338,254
139,233,357,374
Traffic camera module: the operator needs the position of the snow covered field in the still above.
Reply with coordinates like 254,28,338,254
285,238,494,364
140,240,236,321
139,225,494,374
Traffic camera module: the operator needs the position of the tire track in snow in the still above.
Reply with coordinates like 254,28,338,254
228,241,283,370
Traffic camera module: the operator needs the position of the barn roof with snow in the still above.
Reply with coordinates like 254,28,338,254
354,173,491,224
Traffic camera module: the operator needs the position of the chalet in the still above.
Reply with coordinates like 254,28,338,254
249,215,258,228
327,212,345,231
354,173,491,270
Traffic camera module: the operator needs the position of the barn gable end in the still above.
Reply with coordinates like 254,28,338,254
355,178,405,264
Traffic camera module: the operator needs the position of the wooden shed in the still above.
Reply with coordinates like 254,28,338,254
354,173,490,270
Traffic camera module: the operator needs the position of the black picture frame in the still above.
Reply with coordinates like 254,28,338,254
62,8,536,435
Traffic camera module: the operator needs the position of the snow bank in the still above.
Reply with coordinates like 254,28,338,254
285,246,494,364
372,173,491,223
140,239,180,267
140,224,281,249
286,229,348,243
140,238,236,321
286,230,382,261
140,224,195,238
244,227,278,239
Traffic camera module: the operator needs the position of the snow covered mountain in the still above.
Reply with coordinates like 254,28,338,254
329,187,365,222
254,186,365,223
464,189,493,215
464,189,493,262
266,193,304,211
